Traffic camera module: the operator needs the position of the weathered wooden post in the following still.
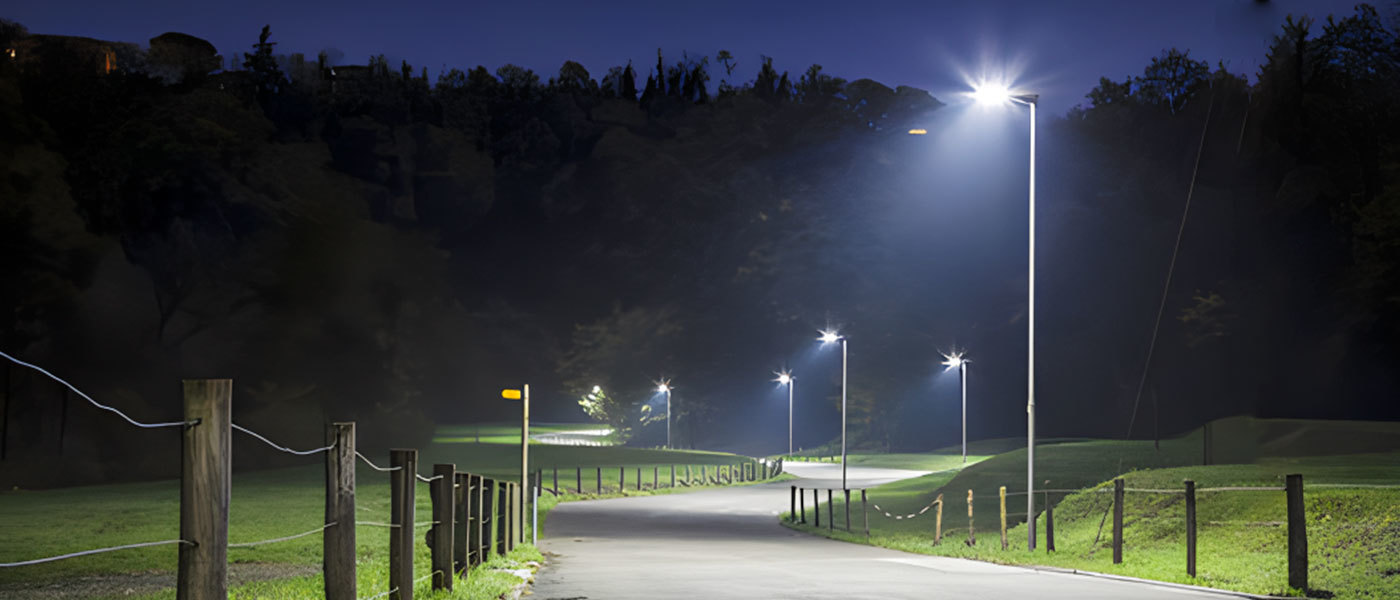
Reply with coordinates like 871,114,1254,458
178,379,231,600
1113,478,1125,564
482,477,497,558
1184,479,1196,576
966,489,976,546
817,489,828,531
799,487,807,523
575,466,581,494
1046,496,1056,552
862,490,869,540
653,466,658,489
453,473,469,575
844,489,851,531
1286,474,1307,591
619,466,625,491
670,465,676,488
324,422,356,600
790,486,797,522
389,448,417,600
934,494,944,545
596,467,602,493
430,464,455,590
813,489,821,527
635,467,641,491
999,486,1008,550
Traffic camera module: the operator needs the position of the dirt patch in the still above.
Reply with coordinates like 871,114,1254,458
0,563,318,599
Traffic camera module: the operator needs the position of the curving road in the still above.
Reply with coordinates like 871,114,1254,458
532,462,1234,599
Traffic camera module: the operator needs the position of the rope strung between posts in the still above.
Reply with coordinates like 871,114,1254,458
356,451,401,472
229,522,336,548
0,350,195,430
1308,483,1400,489
354,521,438,529
870,495,941,520
416,473,443,482
0,539,193,567
359,586,398,600
232,423,335,456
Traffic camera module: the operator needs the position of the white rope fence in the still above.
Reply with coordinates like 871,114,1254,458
229,522,336,548
232,423,335,456
0,350,193,429
356,451,401,472
0,539,193,568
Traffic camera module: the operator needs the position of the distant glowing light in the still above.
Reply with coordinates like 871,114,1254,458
776,371,792,385
941,350,967,370
907,128,928,135
818,330,842,344
591,385,602,394
656,379,671,393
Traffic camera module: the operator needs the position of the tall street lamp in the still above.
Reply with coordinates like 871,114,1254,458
656,380,673,449
776,370,794,455
818,329,848,490
972,81,1039,550
941,350,969,464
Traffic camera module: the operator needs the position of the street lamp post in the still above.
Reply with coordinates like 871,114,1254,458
973,82,1039,550
657,381,673,449
941,351,969,464
819,330,848,490
776,371,794,455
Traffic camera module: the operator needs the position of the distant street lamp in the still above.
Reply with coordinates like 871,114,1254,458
656,380,673,449
776,370,794,455
971,81,1039,550
941,351,970,464
818,329,848,490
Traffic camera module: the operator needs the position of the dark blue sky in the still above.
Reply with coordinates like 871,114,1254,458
9,0,1356,115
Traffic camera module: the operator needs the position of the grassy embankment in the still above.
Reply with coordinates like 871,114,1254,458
0,422,763,599
786,418,1400,599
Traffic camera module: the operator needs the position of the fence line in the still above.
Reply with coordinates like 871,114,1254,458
0,350,193,429
0,539,192,568
229,522,336,548
231,423,335,456
356,451,401,471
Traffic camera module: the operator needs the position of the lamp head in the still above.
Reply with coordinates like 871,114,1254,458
818,329,843,344
775,371,792,385
970,80,1038,106
941,350,967,370
655,379,671,393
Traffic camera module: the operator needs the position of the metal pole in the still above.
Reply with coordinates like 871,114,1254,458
521,384,529,539
961,362,967,464
841,338,848,491
532,485,538,546
1025,98,1038,551
788,380,794,456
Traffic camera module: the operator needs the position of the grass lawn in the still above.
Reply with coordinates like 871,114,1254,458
0,422,764,598
785,419,1400,599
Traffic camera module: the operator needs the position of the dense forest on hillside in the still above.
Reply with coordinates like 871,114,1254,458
0,5,1396,487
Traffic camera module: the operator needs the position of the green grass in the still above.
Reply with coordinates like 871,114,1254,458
433,421,616,445
0,423,764,598
785,419,1400,599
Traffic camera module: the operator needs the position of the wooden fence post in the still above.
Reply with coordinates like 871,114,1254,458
389,448,417,600
619,466,625,491
790,486,797,521
636,467,641,491
482,478,497,558
999,486,1008,550
430,464,455,590
966,489,975,546
1113,478,1125,565
596,467,601,494
934,494,943,545
799,487,807,523
178,379,231,600
575,467,581,494
453,473,469,576
1185,479,1196,577
862,490,869,540
653,466,658,489
1286,474,1307,591
813,489,820,527
826,489,834,532
671,465,676,488
553,468,558,495
844,489,851,531
324,422,356,600
508,483,519,550
1046,495,1055,552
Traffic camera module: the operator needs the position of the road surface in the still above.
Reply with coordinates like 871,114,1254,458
532,462,1232,599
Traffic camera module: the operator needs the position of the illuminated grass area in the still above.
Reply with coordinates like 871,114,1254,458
785,424,1400,599
0,424,758,598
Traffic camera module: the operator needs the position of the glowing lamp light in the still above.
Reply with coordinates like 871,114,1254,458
776,371,792,385
657,383,671,393
941,350,966,370
591,385,602,394
818,330,842,344
971,82,1012,105
908,128,928,135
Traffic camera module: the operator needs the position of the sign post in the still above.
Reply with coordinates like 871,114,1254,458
502,385,529,545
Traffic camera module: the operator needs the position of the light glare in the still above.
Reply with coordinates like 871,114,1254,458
776,371,792,385
941,350,967,370
971,82,1011,105
818,330,841,344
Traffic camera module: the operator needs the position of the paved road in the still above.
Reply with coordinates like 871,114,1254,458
532,462,1231,600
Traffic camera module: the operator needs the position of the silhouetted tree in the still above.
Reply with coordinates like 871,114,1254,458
242,25,284,101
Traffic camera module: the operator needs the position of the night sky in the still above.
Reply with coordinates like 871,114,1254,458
9,0,1356,116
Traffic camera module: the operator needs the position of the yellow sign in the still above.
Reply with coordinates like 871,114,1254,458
502,389,522,400
907,128,928,135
